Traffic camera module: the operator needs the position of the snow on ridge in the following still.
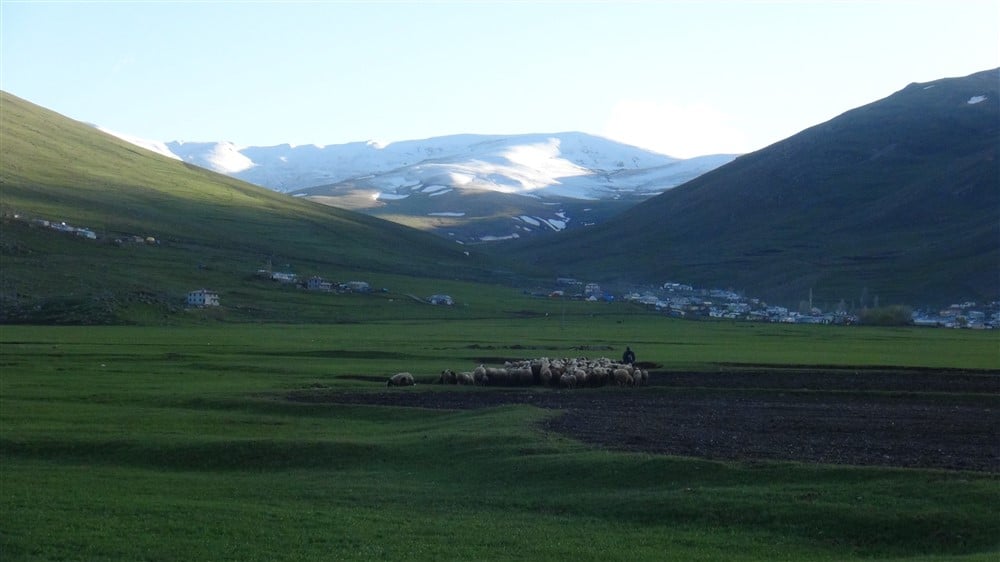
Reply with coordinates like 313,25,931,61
542,218,567,231
967,95,987,105
96,126,182,161
480,233,520,241
374,192,409,200
428,212,465,217
104,128,735,199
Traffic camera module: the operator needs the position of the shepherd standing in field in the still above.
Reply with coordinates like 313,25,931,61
622,346,636,365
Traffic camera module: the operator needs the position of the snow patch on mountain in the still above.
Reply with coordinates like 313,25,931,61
967,95,987,104
165,140,254,174
96,126,182,161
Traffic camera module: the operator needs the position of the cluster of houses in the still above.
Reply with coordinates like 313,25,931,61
541,278,998,329
11,212,160,246
620,284,855,325
912,302,1000,329
28,218,97,240
255,269,374,294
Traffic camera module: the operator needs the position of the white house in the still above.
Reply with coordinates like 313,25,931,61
187,289,220,307
271,272,297,283
307,277,333,291
345,281,371,293
429,294,454,306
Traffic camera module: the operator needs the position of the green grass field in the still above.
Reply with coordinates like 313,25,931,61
2,318,998,561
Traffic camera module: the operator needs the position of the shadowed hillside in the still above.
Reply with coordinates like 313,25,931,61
500,69,1000,308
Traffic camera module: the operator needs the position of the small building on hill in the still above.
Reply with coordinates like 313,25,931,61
307,276,333,291
429,294,454,306
187,289,220,307
344,281,371,293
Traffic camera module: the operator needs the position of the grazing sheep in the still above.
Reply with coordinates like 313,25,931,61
530,359,543,380
559,372,577,388
539,365,553,386
485,367,510,386
510,366,534,386
387,372,415,387
454,356,647,390
612,368,633,387
589,367,609,387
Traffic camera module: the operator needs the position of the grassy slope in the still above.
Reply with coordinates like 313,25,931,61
1,320,998,561
500,69,1000,308
0,91,526,323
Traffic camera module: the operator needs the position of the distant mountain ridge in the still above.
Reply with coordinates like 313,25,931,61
153,132,734,199
103,131,735,243
503,68,1000,307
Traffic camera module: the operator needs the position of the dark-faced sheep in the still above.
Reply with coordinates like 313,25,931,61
438,369,458,384
387,372,415,387
589,367,610,387
559,372,577,388
539,365,553,386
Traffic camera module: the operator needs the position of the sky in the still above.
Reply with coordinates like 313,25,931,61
2,1,998,158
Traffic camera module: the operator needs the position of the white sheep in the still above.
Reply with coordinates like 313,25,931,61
387,372,415,387
612,368,633,387
485,367,510,386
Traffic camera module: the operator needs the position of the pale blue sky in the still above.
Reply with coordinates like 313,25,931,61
2,1,998,157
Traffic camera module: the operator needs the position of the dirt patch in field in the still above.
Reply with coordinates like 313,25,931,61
288,368,1000,472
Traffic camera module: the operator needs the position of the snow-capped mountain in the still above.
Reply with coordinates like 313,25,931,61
159,132,735,199
102,129,737,242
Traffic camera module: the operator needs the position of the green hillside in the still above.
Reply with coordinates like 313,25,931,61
0,91,514,323
501,69,1000,308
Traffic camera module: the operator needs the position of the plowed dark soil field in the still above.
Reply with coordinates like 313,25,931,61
290,368,1000,472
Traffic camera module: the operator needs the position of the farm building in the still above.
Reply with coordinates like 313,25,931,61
307,277,333,291
429,294,454,305
187,289,220,307
344,281,371,293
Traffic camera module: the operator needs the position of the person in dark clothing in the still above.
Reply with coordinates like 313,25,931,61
622,346,636,365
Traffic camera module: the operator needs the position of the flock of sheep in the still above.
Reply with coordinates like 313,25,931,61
386,357,648,388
